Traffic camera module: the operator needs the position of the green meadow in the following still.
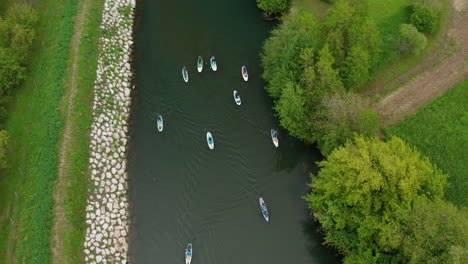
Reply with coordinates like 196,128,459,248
385,80,468,207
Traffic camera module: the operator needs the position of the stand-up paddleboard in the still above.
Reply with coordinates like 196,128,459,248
259,197,270,222
185,243,193,264
271,129,278,148
210,56,217,71
233,90,241,105
157,115,163,132
197,56,203,72
241,66,248,81
182,66,189,82
206,132,214,150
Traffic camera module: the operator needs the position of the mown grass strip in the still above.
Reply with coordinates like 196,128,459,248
0,0,79,262
61,0,104,262
385,80,468,207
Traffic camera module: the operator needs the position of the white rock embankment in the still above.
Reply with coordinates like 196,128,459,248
84,0,135,263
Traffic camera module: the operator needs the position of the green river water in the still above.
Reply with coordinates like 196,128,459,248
128,0,339,263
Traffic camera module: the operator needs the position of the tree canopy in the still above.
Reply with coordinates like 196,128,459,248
410,2,439,34
256,0,291,14
0,3,37,119
400,23,427,54
304,136,456,263
261,0,382,151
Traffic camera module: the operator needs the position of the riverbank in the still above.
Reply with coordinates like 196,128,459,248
83,0,135,262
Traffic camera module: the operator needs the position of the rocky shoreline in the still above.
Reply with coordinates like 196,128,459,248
83,0,135,263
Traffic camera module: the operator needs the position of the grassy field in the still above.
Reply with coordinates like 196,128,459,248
365,0,452,95
60,0,104,261
0,0,79,262
385,80,468,207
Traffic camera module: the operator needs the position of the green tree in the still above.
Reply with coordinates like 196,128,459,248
261,10,319,98
400,23,427,54
256,0,291,14
358,107,379,137
315,45,344,94
396,198,468,264
0,130,8,169
0,3,37,99
343,45,370,90
275,82,312,141
410,3,439,34
304,136,448,263
322,0,380,71
317,92,372,155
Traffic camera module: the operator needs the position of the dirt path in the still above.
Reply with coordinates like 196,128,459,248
375,5,468,126
51,0,89,262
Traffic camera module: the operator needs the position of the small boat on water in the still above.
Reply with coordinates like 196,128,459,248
206,132,214,150
182,66,189,82
197,56,203,72
233,90,241,105
157,115,163,132
271,129,278,148
185,243,193,264
210,56,217,71
259,197,269,222
241,66,248,81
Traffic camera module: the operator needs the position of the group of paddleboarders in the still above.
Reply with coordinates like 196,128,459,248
175,57,275,264
158,57,280,150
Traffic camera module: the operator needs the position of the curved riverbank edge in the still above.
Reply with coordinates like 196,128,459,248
83,0,135,262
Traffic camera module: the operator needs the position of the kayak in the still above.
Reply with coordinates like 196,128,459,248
271,129,278,148
157,115,163,132
182,66,189,82
185,243,193,264
210,56,217,71
197,56,203,72
241,66,248,81
259,197,269,222
206,132,214,150
233,90,241,105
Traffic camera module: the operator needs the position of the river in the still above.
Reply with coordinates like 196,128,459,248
128,0,339,263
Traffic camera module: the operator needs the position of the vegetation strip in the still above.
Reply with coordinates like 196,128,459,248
0,0,80,262
83,0,135,262
51,0,89,262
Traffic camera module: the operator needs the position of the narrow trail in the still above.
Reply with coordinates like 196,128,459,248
51,0,89,262
375,5,468,126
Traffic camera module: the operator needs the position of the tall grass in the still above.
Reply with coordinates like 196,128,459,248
0,0,79,262
62,0,104,262
385,80,468,207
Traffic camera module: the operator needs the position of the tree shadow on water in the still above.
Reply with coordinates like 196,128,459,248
275,129,323,173
301,218,342,263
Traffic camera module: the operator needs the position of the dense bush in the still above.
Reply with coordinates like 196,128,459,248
303,136,466,263
0,3,37,117
0,130,8,168
261,10,319,98
317,92,378,155
410,3,439,34
261,0,382,151
400,23,427,54
256,0,291,14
